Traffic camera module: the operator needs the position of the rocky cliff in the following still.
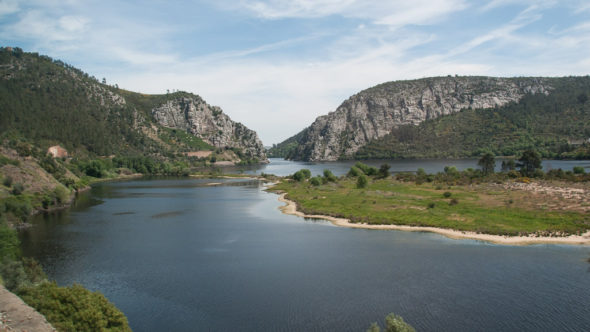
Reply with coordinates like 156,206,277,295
0,47,267,163
285,76,552,161
152,97,267,161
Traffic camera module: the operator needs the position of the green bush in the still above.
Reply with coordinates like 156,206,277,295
18,282,131,332
348,166,361,177
3,196,32,221
323,169,337,182
378,164,391,179
357,174,368,189
443,191,452,198
3,176,13,187
292,169,311,182
449,198,459,206
53,186,69,204
573,166,585,174
355,162,378,176
11,182,25,195
310,176,322,186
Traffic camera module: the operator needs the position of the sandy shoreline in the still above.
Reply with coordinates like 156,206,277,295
277,194,590,246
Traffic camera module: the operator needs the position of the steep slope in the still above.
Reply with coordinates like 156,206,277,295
275,76,567,161
0,47,267,162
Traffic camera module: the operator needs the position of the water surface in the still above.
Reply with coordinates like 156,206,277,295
20,177,590,331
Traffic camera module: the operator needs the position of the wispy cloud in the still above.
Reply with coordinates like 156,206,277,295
233,0,468,26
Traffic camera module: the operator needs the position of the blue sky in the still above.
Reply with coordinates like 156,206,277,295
1,0,589,144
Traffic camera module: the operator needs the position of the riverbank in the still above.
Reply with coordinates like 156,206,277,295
277,193,590,245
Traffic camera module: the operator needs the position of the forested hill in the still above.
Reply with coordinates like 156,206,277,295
0,47,267,162
269,76,590,160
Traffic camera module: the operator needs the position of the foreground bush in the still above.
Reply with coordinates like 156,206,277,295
18,282,131,332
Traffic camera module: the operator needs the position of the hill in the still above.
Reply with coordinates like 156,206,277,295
0,47,267,163
270,76,590,161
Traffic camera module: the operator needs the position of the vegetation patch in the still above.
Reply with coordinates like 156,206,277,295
271,160,590,236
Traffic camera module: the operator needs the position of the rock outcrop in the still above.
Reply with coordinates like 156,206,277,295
152,97,267,161
288,76,551,161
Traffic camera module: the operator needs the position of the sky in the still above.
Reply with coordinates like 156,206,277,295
1,0,590,145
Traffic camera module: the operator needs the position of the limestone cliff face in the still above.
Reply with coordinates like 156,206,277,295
152,97,267,161
289,76,551,161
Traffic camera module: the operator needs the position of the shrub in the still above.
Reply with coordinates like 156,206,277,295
427,202,435,209
18,282,131,332
348,166,361,177
11,182,25,195
449,198,459,206
323,169,337,182
357,174,368,189
573,166,585,174
443,191,452,198
3,176,13,187
310,176,322,186
377,164,391,179
355,162,378,176
292,169,311,182
53,186,69,204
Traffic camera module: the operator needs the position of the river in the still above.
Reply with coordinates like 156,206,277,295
19,160,590,332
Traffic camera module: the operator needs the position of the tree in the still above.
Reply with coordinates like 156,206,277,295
501,159,516,172
357,174,368,188
517,149,542,176
477,153,495,175
377,164,391,179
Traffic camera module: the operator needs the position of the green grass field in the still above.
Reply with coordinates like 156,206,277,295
270,178,590,236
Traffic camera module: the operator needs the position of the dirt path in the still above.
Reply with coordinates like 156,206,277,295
0,286,55,332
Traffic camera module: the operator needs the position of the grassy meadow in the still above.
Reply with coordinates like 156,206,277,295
270,177,590,236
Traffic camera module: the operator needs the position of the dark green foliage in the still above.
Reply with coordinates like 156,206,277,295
0,223,20,262
477,153,495,175
518,149,542,176
354,77,590,160
449,198,459,206
323,169,337,182
573,166,585,174
378,164,391,179
347,166,362,177
355,162,378,176
3,176,13,187
357,174,368,188
18,282,132,332
0,155,20,167
267,130,307,158
310,176,322,186
158,127,213,152
501,159,516,171
3,196,32,221
292,169,311,182
428,202,436,209
11,182,24,195
443,191,452,198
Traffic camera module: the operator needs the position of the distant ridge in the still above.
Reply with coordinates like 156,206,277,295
269,76,590,160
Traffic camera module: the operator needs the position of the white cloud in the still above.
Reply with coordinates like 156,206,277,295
4,10,89,42
0,0,19,16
